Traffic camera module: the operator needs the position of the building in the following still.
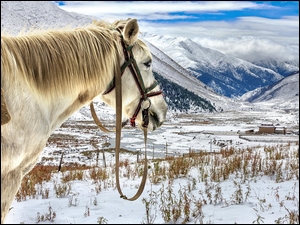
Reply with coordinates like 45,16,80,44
274,126,287,135
258,124,275,134
258,123,286,134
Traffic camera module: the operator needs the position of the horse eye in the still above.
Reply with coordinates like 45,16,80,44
143,60,152,68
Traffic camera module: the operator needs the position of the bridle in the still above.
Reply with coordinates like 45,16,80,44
102,29,162,128
89,28,163,201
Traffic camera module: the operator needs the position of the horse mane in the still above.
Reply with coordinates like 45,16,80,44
1,20,124,100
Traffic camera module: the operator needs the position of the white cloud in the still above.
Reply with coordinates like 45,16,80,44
136,16,298,43
137,16,299,62
193,36,299,62
56,1,299,62
58,1,267,17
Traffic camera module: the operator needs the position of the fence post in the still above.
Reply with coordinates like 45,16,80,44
165,141,168,159
153,145,154,160
102,149,106,167
96,149,99,167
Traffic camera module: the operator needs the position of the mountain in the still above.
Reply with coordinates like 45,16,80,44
1,1,231,114
141,38,235,112
1,1,95,35
251,59,299,77
239,73,299,111
141,32,295,98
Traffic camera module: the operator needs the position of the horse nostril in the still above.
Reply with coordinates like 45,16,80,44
149,111,164,128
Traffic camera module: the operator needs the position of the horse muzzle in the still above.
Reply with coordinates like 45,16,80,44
143,102,167,131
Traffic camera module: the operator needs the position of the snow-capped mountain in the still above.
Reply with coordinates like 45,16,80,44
1,1,95,34
251,59,299,77
239,73,299,110
141,32,298,98
141,38,236,111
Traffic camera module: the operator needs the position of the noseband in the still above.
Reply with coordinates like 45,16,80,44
102,31,162,128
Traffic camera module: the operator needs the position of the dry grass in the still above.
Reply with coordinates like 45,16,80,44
15,140,299,224
14,118,299,224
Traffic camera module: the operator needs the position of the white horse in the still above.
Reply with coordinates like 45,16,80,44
1,18,168,223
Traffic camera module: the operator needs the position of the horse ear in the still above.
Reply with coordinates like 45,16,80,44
123,18,139,46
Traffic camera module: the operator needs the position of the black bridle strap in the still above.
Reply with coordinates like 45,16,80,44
129,89,162,127
102,58,134,95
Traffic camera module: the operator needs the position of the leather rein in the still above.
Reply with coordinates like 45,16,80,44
90,29,162,201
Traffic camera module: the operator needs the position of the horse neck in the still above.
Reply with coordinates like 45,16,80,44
49,89,97,131
2,76,98,138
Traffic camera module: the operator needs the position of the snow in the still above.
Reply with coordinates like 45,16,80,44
141,32,292,98
4,109,299,224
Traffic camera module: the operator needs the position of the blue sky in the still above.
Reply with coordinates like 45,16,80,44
54,1,299,61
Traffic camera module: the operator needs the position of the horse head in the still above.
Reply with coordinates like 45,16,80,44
100,18,168,131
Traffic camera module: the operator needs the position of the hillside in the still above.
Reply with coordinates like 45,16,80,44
239,73,299,111
142,32,288,98
1,1,231,113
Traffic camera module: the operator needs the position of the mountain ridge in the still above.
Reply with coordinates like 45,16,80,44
240,73,299,105
141,32,297,98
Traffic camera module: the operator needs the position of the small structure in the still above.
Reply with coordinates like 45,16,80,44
274,126,286,135
258,123,275,134
258,123,286,134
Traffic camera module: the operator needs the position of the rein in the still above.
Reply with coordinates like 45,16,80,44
90,29,162,201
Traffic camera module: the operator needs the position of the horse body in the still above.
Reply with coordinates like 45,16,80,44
1,19,167,223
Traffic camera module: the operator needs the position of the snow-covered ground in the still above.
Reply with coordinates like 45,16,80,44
5,104,299,224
